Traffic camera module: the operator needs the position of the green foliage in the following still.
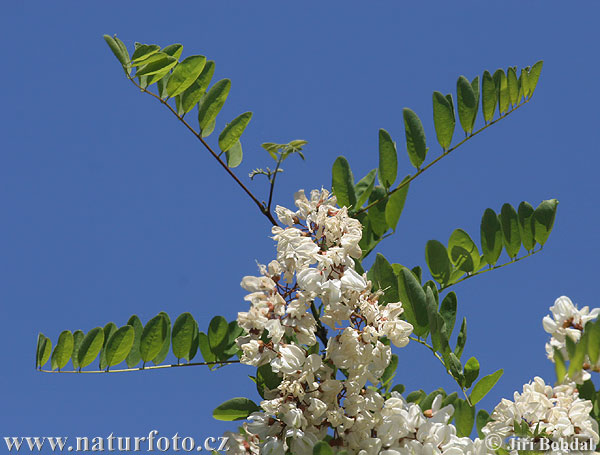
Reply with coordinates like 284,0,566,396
105,326,135,369
456,76,478,135
378,129,397,189
51,331,74,371
313,441,333,455
432,91,455,150
198,79,231,133
212,397,260,421
481,70,497,123
454,399,475,437
470,369,503,405
403,108,428,168
331,156,356,209
166,55,206,98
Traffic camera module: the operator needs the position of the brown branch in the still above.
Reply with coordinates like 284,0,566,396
38,359,240,374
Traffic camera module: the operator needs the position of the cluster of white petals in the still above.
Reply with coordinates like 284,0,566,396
482,377,599,454
543,296,600,383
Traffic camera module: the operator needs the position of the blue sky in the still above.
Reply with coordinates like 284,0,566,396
2,1,599,451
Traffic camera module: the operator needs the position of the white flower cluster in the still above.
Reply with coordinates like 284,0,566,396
482,377,599,454
543,296,600,383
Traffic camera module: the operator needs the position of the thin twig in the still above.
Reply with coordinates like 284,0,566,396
128,77,279,227
357,98,532,215
267,155,284,212
38,359,240,374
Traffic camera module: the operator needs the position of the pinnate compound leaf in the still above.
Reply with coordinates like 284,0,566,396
331,156,356,209
403,108,428,169
166,55,207,98
105,326,135,368
198,79,231,132
432,91,455,150
219,112,253,153
480,208,502,265
212,397,260,421
51,330,74,371
470,369,503,405
533,199,558,246
78,327,105,369
378,129,397,189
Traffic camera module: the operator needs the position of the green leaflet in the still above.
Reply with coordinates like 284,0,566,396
198,79,231,132
470,369,503,405
493,69,509,115
135,55,177,78
212,397,260,421
384,177,410,232
425,240,451,286
587,320,600,364
172,312,197,361
448,229,480,273
527,61,544,96
103,35,129,69
378,128,397,189
464,357,480,388
440,292,457,339
554,348,567,383
403,108,428,168
500,203,521,258
152,312,171,365
456,76,477,135
161,43,184,59
481,70,497,123
166,55,207,98
507,67,520,106
225,141,243,168
131,43,160,63
99,322,117,370
367,185,388,237
432,91,455,150
331,156,356,209
198,332,215,366
179,60,215,115
208,316,229,356
480,208,502,265
77,327,105,369
105,326,135,368
36,333,52,369
533,199,558,246
454,399,475,437
569,331,588,378
219,112,253,153
51,330,74,371
476,410,492,439
381,354,399,385
313,441,333,455
140,314,168,363
125,315,143,368
517,201,536,252
398,267,429,337
354,169,377,210
71,330,84,370
368,254,398,305
455,318,467,359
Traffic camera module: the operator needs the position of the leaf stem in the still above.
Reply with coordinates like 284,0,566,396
356,98,532,215
38,359,240,374
267,154,285,212
127,77,279,227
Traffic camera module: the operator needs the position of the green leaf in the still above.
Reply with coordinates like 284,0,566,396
256,363,282,398
105,326,135,368
425,240,451,286
369,254,398,305
456,76,477,135
448,229,480,273
507,67,520,106
569,331,588,378
166,55,207,98
587,320,600,364
378,129,397,189
208,316,229,355
384,177,410,232
103,35,129,68
212,397,260,421
444,352,464,385
162,43,184,59
313,441,333,455
152,312,171,365
51,330,74,371
136,54,177,78
464,357,480,388
481,70,497,123
470,76,480,131
455,318,467,359
454,399,475,437
398,267,429,337
99,322,117,370
554,347,567,383
188,320,200,361
125,315,143,368
201,118,216,138
493,69,509,115
198,332,215,365
71,330,84,370
77,327,105,369
440,292,457,339
480,208,503,265
172,313,197,361
566,335,577,359
157,73,171,99
533,199,558,246
354,169,377,209
420,389,446,411
331,156,356,209
500,203,521,258
198,79,231,132
403,108,428,168
36,333,52,369
225,140,243,168
411,265,422,284
179,60,215,115
367,185,388,237
131,43,160,63
517,201,536,252
476,410,491,439
432,91,455,150
527,61,543,97
520,68,530,98
470,369,503,405
406,390,426,404
140,314,168,363
381,354,399,385
219,112,253,153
